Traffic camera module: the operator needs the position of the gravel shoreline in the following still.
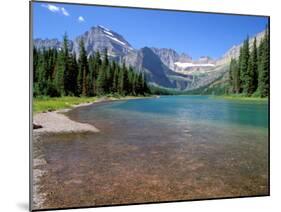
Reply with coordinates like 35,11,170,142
32,101,100,209
33,111,100,133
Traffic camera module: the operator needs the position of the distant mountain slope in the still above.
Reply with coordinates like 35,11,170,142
140,47,174,88
216,30,265,66
34,25,265,91
34,38,66,50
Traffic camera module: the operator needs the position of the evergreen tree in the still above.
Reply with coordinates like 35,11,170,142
229,59,235,93
62,33,72,95
77,39,88,96
240,37,250,93
91,51,101,95
112,65,119,93
245,53,254,95
247,37,258,95
117,68,124,94
88,55,95,96
236,48,243,93
54,50,65,96
33,39,150,97
96,63,107,95
122,63,129,95
33,47,39,83
226,28,269,98
258,27,269,97
232,59,239,94
68,53,78,95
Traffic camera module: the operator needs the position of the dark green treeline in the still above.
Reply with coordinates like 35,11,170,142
229,27,269,97
33,34,150,97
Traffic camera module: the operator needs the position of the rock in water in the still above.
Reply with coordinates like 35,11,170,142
33,123,43,129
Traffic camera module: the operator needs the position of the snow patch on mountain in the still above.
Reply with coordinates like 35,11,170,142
103,30,114,36
174,62,215,68
98,25,110,31
105,34,126,46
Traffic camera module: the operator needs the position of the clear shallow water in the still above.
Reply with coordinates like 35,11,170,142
34,96,269,209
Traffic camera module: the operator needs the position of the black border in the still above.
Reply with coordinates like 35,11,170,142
29,1,270,211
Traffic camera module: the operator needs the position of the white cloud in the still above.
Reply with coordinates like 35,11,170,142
78,16,85,23
41,4,70,16
61,7,70,16
42,4,60,13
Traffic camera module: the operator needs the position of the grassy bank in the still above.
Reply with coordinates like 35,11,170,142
33,95,150,113
212,94,268,102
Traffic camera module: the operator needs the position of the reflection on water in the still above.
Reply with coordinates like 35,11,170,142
33,96,269,209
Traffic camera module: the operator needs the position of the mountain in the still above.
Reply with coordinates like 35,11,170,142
72,25,134,61
137,47,175,88
34,25,265,91
34,38,65,50
151,48,216,75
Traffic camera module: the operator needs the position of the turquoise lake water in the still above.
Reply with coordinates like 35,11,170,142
37,95,269,208
104,95,268,128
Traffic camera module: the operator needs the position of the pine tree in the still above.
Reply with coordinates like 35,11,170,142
54,49,65,96
96,63,106,95
96,49,110,95
127,67,135,95
92,51,101,95
88,55,95,96
62,33,71,95
131,72,137,95
247,37,258,95
122,63,129,95
240,37,250,93
77,39,88,96
68,53,78,96
229,59,235,93
112,65,119,93
37,48,47,95
227,28,269,97
33,47,39,83
246,54,254,96
117,68,124,94
140,73,145,95
33,38,151,97
236,48,243,93
258,27,269,97
143,73,150,94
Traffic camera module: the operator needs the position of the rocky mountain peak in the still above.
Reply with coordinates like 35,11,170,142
72,25,134,59
178,53,192,62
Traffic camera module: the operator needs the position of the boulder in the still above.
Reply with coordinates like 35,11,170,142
33,123,42,129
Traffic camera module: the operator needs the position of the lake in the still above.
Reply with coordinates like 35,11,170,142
35,95,269,209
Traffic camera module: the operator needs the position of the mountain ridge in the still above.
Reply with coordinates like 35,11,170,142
34,25,265,91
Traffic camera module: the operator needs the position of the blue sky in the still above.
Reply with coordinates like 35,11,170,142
33,2,268,59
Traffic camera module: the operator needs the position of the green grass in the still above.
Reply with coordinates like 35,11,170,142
33,95,152,113
212,94,268,102
33,96,99,113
